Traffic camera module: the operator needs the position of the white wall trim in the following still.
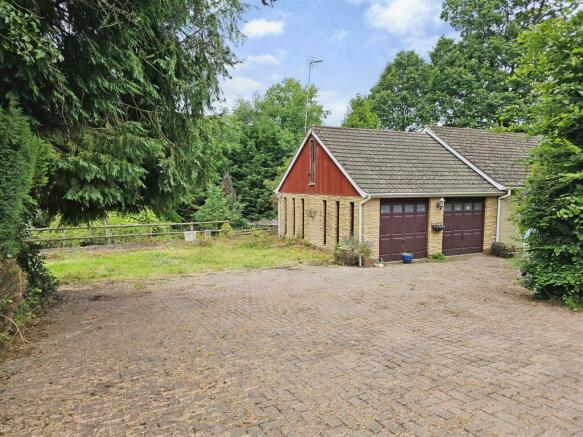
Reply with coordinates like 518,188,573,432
274,129,367,198
369,191,504,198
423,127,506,191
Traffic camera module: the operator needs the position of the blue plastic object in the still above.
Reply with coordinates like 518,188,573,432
401,253,414,264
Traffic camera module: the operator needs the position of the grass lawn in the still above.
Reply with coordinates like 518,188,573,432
44,234,332,283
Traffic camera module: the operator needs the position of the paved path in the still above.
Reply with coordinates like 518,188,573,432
1,256,582,436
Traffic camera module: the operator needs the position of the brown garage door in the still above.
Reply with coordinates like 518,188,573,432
443,198,484,256
380,200,427,261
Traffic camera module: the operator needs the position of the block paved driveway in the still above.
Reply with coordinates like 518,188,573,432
1,256,583,436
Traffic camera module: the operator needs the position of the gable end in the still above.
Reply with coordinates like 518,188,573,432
276,131,364,197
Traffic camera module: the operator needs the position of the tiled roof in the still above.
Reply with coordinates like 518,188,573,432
312,126,500,195
428,126,539,187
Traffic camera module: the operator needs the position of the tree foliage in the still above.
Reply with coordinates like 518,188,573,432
225,78,327,219
194,183,245,229
364,0,578,130
342,95,380,129
0,106,51,256
0,0,246,223
370,51,433,131
514,11,583,309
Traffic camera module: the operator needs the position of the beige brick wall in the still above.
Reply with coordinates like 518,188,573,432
278,194,376,254
279,194,501,260
499,194,522,246
483,196,498,251
427,197,444,256
361,199,380,260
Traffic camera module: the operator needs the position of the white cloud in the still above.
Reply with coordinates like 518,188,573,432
246,54,280,66
243,49,286,68
365,0,443,37
331,29,349,41
221,76,265,108
242,19,285,38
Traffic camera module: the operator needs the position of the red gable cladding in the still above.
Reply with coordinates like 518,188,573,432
279,135,361,196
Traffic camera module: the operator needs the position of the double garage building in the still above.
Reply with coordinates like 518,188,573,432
276,126,538,262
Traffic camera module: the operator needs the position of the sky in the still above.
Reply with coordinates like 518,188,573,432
220,0,454,126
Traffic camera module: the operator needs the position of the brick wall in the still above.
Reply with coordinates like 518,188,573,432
427,197,444,256
499,194,521,246
278,194,377,254
361,199,380,260
279,194,501,260
483,196,498,251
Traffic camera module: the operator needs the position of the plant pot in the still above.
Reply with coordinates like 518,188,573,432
401,252,414,264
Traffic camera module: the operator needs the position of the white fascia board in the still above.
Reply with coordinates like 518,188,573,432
369,191,504,198
275,129,367,198
423,127,506,191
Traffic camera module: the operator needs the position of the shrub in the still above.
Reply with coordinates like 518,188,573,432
219,222,235,239
334,238,372,266
490,242,514,258
194,184,247,229
430,253,446,262
513,13,583,309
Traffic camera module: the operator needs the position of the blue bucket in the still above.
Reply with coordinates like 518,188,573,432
401,253,414,264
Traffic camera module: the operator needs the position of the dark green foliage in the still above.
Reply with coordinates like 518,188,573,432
370,51,433,131
0,0,245,223
514,12,583,309
0,106,51,256
225,79,327,219
16,242,58,298
342,95,380,129
194,184,246,229
491,242,514,258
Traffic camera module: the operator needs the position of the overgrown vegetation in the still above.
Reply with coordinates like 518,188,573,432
0,106,57,346
45,235,331,283
514,12,583,310
334,238,372,266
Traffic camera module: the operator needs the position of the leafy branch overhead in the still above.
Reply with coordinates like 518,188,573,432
0,0,248,223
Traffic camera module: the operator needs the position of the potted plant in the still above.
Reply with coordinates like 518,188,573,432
401,252,414,263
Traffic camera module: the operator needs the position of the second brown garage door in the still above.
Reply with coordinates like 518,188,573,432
443,198,484,256
380,200,427,261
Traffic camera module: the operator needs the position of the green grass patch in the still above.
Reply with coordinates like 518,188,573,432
45,235,331,283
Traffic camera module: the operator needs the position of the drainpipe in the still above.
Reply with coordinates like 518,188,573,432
358,195,371,266
496,189,512,242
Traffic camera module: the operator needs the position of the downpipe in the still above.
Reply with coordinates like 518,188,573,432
496,189,512,242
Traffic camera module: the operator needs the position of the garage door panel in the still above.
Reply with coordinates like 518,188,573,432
443,198,484,256
380,200,427,261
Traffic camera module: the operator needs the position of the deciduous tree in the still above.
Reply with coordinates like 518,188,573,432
514,11,583,309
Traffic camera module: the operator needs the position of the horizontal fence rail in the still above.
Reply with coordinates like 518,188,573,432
26,221,277,246
26,221,229,245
